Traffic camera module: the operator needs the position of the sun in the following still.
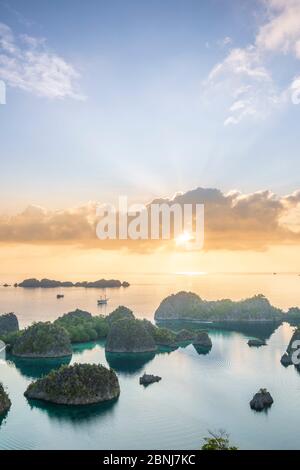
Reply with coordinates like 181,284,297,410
175,231,193,247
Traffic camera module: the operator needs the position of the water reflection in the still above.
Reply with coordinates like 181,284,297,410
0,409,9,427
7,355,71,379
156,320,281,341
26,397,119,424
193,344,212,355
105,351,155,374
72,340,105,355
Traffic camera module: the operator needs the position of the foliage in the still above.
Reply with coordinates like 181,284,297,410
106,306,135,324
0,382,11,414
12,322,71,356
201,430,238,450
155,291,282,322
152,327,177,346
0,312,19,336
55,310,109,343
106,318,156,352
25,363,120,402
0,330,23,351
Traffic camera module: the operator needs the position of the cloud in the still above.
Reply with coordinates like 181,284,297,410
217,36,233,48
204,0,300,125
0,187,300,252
0,22,85,100
205,46,280,125
256,0,300,57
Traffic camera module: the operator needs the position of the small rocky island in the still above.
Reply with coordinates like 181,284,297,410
248,338,266,347
250,388,273,411
139,373,161,386
16,278,130,288
0,383,11,415
0,313,19,336
24,363,120,405
193,331,212,349
12,322,72,358
106,318,157,353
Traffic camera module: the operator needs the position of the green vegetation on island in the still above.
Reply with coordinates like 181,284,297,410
0,313,19,336
106,318,157,353
106,306,135,325
12,322,72,358
155,291,283,322
285,308,300,324
0,383,11,415
201,431,238,450
24,363,120,405
54,309,109,343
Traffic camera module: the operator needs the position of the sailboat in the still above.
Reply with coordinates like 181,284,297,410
97,291,109,305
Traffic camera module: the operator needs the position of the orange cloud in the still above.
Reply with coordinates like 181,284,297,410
0,187,299,252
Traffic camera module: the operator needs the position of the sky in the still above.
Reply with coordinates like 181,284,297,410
0,0,300,276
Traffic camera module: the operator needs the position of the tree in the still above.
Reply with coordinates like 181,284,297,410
201,430,238,450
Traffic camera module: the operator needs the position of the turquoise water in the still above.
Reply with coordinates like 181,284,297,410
0,323,299,450
1,273,300,450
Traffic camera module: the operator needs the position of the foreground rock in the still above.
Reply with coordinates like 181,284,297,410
105,319,157,353
139,373,161,386
248,339,266,347
155,291,282,322
0,383,11,415
24,363,120,405
17,278,129,288
12,322,72,358
0,313,19,336
250,389,273,411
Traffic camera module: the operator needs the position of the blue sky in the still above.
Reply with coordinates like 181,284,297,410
1,0,300,212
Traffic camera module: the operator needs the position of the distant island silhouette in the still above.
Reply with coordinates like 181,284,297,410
15,278,130,288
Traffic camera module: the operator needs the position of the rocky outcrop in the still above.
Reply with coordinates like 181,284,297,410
0,383,11,415
12,322,72,358
17,278,129,288
154,291,282,322
0,313,19,336
250,389,273,411
193,331,212,349
139,373,161,386
24,363,120,405
248,339,266,347
105,319,157,353
106,306,135,325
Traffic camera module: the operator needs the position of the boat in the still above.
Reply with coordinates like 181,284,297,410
97,293,109,305
56,294,64,299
